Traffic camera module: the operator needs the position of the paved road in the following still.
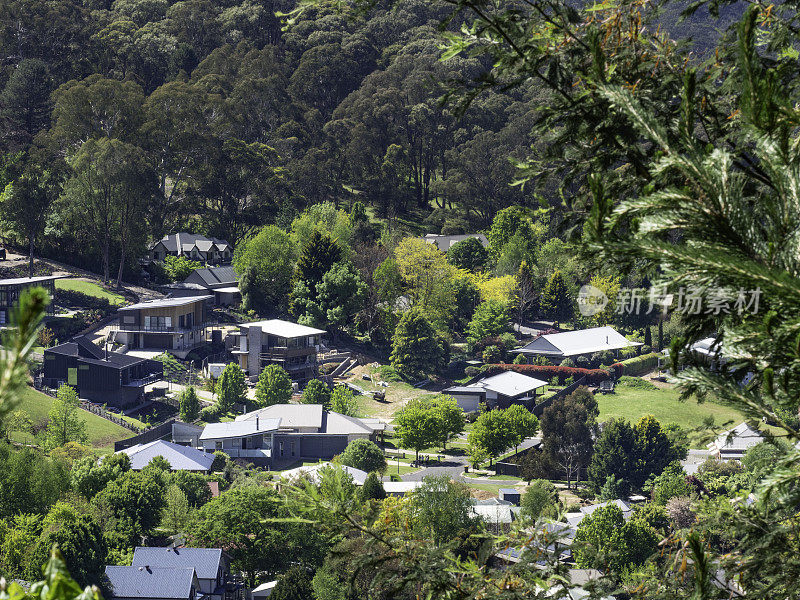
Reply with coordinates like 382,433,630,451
396,437,541,482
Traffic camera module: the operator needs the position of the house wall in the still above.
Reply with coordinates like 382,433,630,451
273,433,350,460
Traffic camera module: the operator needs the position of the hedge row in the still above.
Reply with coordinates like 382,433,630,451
482,364,613,385
616,352,660,376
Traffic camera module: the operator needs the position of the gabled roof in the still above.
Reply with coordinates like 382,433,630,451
119,440,214,471
240,319,325,338
119,296,213,311
710,422,764,454
45,336,152,369
132,547,223,580
473,371,548,396
151,233,230,253
513,326,641,358
422,233,489,250
185,266,237,287
200,418,281,441
280,462,369,485
105,566,196,600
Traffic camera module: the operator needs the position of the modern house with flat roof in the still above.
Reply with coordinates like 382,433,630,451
149,233,231,264
118,440,214,472
444,371,548,411
511,326,641,360
0,275,63,325
230,319,325,382
113,296,213,356
42,336,162,407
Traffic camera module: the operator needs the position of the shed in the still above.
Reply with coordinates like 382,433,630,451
499,488,521,505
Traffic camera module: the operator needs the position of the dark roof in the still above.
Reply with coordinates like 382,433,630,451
132,548,223,580
104,566,196,600
45,337,152,369
185,266,237,287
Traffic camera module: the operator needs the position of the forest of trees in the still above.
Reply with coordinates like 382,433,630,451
0,0,551,279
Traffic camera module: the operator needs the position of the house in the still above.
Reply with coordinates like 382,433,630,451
230,320,325,382
130,547,242,600
118,440,214,472
708,422,764,460
565,499,633,529
234,403,385,464
172,422,204,447
0,275,62,325
512,326,642,361
198,418,281,460
471,498,519,533
499,488,521,505
250,582,277,600
104,566,200,600
183,266,239,306
383,480,424,496
444,371,548,411
42,336,162,407
422,233,489,251
113,296,213,357
149,233,231,264
280,462,369,485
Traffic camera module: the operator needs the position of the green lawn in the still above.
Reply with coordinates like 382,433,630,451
463,473,522,481
56,278,126,305
11,386,134,452
597,382,745,446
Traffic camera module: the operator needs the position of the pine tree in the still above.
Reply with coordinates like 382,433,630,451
360,472,386,501
390,309,445,380
179,386,201,421
539,270,573,323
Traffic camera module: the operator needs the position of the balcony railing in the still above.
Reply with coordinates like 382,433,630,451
113,322,210,333
123,373,162,387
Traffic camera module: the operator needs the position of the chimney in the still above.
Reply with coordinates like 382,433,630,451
256,416,259,430
145,566,152,573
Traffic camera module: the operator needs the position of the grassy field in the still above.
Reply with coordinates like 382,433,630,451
11,386,133,452
597,381,745,446
56,278,126,305
344,365,440,420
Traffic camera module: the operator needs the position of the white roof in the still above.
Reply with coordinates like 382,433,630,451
237,404,323,429
251,581,277,594
709,422,764,455
280,462,369,485
515,326,641,357
471,504,518,524
118,440,214,471
213,286,240,293
241,319,325,338
199,418,281,441
120,296,213,311
474,371,548,396
0,275,64,286
691,337,719,357
382,481,424,494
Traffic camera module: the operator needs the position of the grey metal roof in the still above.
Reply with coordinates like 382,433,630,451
105,566,196,599
119,296,213,311
200,418,281,441
185,266,237,287
45,337,153,369
119,441,214,471
237,404,323,430
514,326,641,357
132,547,223,580
473,371,548,396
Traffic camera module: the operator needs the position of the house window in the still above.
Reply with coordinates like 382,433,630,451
215,441,222,450
0,310,6,325
290,441,295,457
123,315,135,324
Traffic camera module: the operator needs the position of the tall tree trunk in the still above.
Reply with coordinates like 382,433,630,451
116,233,127,290
28,234,34,279
102,235,110,284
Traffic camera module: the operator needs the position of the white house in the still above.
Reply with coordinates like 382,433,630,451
444,371,548,411
512,326,641,360
708,422,764,460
